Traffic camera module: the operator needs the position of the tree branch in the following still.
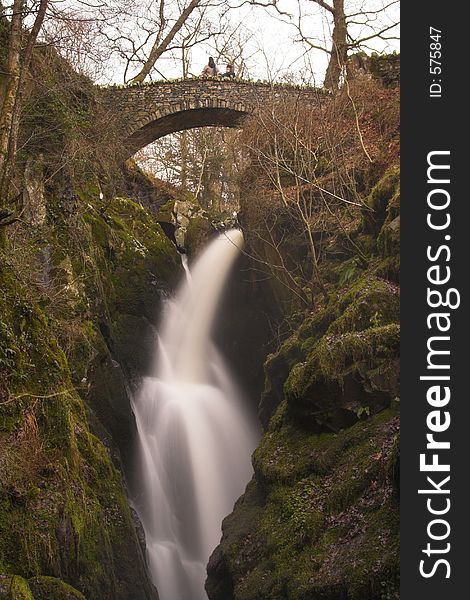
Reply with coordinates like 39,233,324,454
130,0,202,83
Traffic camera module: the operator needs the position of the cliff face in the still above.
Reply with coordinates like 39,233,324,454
1,39,400,599
206,163,400,599
0,42,191,598
0,174,181,598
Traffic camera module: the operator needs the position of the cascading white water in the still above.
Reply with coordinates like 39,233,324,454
132,229,259,600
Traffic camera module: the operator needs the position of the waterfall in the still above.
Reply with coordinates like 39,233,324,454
132,229,259,600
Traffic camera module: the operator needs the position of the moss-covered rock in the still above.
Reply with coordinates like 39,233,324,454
207,405,399,600
258,270,400,433
156,198,176,223
28,576,86,599
364,167,399,231
259,335,303,427
185,215,214,255
362,167,400,282
0,575,86,600
375,173,400,281
0,575,34,600
0,178,176,598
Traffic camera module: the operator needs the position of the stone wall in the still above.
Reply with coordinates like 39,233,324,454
370,53,400,87
348,53,400,87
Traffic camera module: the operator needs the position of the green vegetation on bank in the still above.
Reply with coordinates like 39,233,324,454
1,175,179,598
206,105,400,599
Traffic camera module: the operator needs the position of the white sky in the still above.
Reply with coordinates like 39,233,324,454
45,0,399,85
132,0,399,85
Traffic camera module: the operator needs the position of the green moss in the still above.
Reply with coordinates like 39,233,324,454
28,576,86,599
156,198,176,222
211,408,399,600
265,336,302,376
259,306,338,426
0,575,34,599
83,212,110,248
185,215,213,255
360,167,400,283
254,401,338,483
375,170,400,281
327,277,399,335
364,167,400,226
280,323,398,432
260,271,399,432
81,194,179,322
316,323,400,380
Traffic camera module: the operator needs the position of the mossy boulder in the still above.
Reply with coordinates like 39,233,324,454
207,406,400,600
0,575,34,600
28,576,86,599
284,322,399,430
260,273,399,432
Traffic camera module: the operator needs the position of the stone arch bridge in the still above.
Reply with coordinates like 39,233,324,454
99,78,325,157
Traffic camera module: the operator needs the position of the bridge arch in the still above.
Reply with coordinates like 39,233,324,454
126,106,248,157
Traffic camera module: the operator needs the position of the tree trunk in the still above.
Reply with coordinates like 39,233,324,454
2,0,49,199
179,44,189,188
323,0,348,91
0,0,25,203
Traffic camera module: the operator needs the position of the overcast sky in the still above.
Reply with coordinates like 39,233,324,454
47,0,399,85
178,0,400,85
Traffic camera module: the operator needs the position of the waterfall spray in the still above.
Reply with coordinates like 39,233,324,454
132,230,258,600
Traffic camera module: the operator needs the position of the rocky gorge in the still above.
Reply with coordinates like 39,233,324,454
0,28,400,600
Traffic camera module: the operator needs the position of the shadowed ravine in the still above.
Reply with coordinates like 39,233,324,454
131,230,259,600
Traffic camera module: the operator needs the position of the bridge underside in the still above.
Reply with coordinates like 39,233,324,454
125,107,249,156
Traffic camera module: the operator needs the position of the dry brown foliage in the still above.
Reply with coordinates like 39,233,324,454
238,79,399,307
0,409,49,502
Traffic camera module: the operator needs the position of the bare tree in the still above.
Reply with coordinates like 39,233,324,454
239,75,399,306
295,0,399,89
212,21,258,78
41,1,218,84
130,0,202,83
0,0,25,197
0,0,49,226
